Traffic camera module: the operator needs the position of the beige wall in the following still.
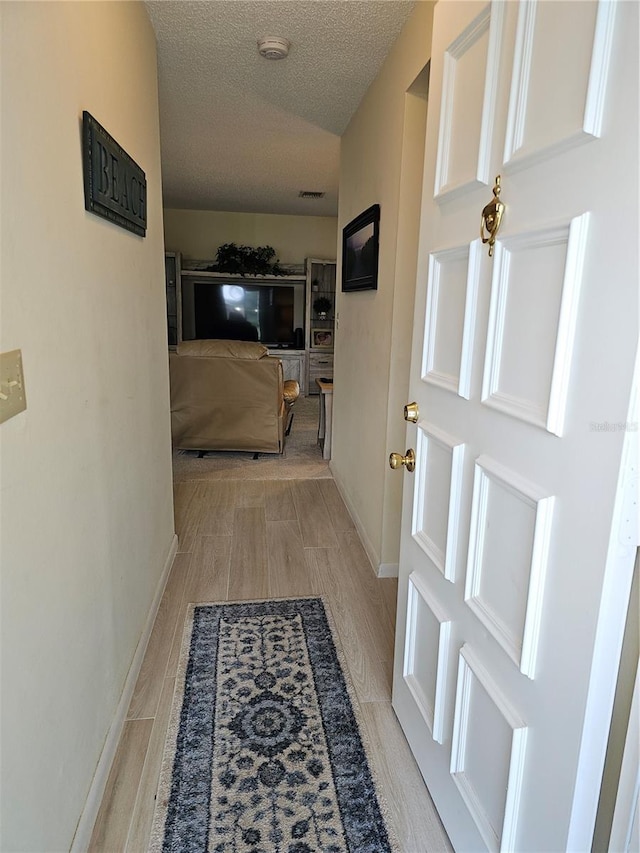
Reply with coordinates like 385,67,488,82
332,2,434,572
164,209,338,264
0,3,175,850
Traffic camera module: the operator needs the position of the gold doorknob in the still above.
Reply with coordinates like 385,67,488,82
404,402,419,423
389,449,416,473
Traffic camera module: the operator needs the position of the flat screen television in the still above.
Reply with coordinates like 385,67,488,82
181,278,305,347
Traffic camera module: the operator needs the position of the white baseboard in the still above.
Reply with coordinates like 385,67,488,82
329,463,393,579
70,533,178,852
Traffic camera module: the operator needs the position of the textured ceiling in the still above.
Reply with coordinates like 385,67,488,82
145,1,415,216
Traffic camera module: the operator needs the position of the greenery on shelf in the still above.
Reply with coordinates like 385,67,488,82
313,296,332,317
212,243,288,276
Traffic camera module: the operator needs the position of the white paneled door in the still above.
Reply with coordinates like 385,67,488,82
392,2,638,851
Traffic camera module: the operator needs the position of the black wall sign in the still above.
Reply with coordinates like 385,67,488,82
82,111,147,237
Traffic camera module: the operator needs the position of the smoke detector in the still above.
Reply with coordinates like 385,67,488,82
257,36,291,60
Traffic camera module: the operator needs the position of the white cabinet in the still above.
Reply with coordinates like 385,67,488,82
274,350,307,395
308,352,333,391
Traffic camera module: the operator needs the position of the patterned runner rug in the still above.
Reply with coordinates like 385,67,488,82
149,597,395,853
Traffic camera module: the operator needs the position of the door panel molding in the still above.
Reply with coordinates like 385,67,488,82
423,240,482,399
412,422,465,582
503,0,617,173
450,644,528,851
481,214,590,435
403,572,452,744
434,1,505,201
465,455,555,678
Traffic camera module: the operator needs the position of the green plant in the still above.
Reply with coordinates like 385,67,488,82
215,243,285,276
313,296,332,316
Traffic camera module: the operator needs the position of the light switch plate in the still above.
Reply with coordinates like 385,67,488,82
0,349,27,424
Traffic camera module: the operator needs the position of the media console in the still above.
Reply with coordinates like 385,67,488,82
164,255,336,396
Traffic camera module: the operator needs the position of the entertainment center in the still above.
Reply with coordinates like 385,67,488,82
165,254,336,395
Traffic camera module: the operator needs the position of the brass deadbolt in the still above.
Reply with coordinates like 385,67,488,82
404,402,419,423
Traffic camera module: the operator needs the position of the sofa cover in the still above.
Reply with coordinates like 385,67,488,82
169,339,294,453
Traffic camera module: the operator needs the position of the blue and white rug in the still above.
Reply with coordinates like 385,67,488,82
149,597,395,853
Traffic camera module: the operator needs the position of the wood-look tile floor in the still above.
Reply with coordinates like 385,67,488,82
89,477,452,852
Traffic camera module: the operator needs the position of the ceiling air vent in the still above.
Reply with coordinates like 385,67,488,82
298,191,325,199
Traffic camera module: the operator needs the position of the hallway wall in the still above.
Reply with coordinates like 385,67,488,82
331,2,434,573
0,3,175,850
164,209,338,264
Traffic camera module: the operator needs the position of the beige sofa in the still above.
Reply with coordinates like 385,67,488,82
169,339,299,454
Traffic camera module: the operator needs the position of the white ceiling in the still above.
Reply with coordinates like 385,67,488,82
145,1,415,217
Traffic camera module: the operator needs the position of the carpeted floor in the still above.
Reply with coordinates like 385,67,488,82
150,598,395,853
172,395,332,482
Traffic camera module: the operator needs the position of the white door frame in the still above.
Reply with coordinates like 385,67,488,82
568,365,639,848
